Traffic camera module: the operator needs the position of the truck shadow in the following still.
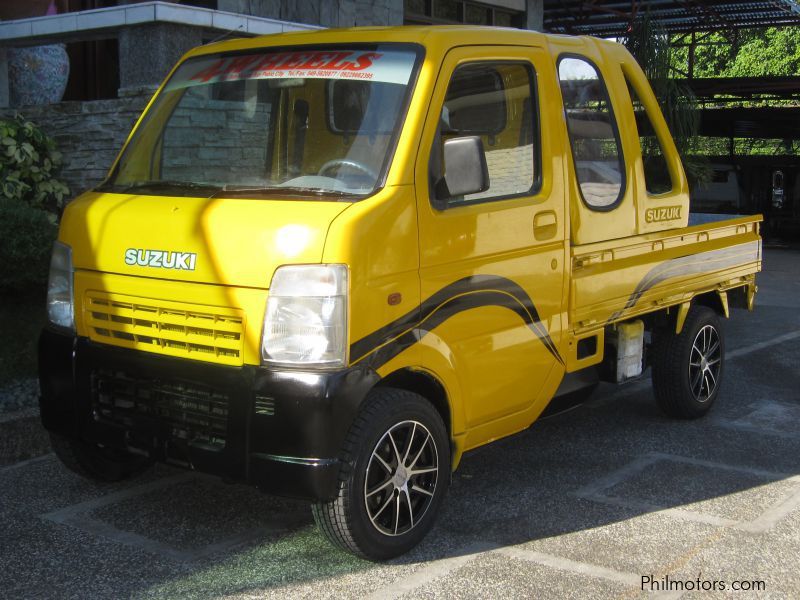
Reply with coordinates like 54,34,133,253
119,364,799,598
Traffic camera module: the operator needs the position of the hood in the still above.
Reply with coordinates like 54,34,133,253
61,192,351,289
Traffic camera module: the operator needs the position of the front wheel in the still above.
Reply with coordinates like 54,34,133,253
312,388,450,560
651,305,725,419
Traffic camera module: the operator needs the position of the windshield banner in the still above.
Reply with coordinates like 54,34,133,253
165,49,416,91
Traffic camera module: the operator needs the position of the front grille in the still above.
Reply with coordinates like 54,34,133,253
84,291,245,366
92,369,229,450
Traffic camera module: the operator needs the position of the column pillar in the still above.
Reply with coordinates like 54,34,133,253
117,23,203,97
0,48,9,108
525,0,543,31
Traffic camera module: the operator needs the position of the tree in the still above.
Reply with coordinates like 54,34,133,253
669,27,800,158
728,28,800,77
671,27,800,79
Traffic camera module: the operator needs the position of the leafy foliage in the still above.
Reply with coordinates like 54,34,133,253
0,198,58,291
0,116,66,291
0,114,70,218
671,27,800,79
729,28,800,77
668,26,800,158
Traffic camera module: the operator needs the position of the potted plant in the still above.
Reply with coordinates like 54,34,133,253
3,1,70,107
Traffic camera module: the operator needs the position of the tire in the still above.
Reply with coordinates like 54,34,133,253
651,305,725,419
49,433,153,482
312,388,450,560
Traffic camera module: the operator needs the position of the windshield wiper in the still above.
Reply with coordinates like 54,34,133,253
97,180,223,195
211,185,357,199
97,180,362,199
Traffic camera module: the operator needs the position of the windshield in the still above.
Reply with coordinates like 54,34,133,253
102,45,420,198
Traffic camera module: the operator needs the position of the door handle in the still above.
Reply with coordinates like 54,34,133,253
533,210,557,240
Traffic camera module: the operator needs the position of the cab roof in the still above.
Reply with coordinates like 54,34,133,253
183,25,607,61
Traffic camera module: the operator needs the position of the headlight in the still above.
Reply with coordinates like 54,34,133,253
262,264,348,368
47,241,74,331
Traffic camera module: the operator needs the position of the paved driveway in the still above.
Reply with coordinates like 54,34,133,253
1,249,798,599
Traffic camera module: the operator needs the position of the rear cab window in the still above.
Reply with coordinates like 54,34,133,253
558,56,625,211
625,77,673,196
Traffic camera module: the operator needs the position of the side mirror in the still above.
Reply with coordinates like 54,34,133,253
434,136,489,207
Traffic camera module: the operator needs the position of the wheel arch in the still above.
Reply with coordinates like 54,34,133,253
375,368,452,438
645,291,729,338
693,290,728,318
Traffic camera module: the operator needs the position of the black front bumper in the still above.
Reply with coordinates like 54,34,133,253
38,328,379,501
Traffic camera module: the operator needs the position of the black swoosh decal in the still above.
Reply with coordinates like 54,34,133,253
607,241,760,322
350,275,564,370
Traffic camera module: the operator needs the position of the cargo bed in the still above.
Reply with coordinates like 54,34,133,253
569,215,762,337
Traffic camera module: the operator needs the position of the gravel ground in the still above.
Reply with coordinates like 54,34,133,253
0,377,39,414
0,377,49,466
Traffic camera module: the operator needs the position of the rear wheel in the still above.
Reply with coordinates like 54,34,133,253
50,433,153,482
312,388,450,560
651,305,724,419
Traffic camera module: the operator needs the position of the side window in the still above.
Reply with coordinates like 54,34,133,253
430,61,539,205
558,57,624,210
625,78,673,195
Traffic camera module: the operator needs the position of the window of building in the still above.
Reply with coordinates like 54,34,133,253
558,56,625,210
430,61,540,205
404,0,521,27
626,77,673,195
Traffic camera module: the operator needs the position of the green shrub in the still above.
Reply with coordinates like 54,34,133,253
0,199,57,291
0,114,70,218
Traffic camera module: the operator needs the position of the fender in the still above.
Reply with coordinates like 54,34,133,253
375,338,467,468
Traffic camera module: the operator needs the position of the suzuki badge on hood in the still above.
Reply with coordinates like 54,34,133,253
125,248,197,271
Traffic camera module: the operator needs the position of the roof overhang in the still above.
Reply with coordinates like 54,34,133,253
545,0,800,36
696,107,800,139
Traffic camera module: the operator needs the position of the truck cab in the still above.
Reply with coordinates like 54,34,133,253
39,26,761,560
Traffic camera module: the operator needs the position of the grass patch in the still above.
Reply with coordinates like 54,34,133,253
0,290,46,385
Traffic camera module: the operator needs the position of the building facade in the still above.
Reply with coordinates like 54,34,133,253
216,1,541,30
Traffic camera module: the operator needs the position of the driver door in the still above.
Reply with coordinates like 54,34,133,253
414,45,568,438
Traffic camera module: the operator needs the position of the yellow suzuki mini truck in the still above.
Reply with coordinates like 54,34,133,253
38,26,761,560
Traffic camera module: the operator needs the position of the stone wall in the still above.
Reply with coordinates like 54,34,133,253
217,0,404,28
217,0,540,29
118,23,203,95
1,95,149,197
161,89,271,183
